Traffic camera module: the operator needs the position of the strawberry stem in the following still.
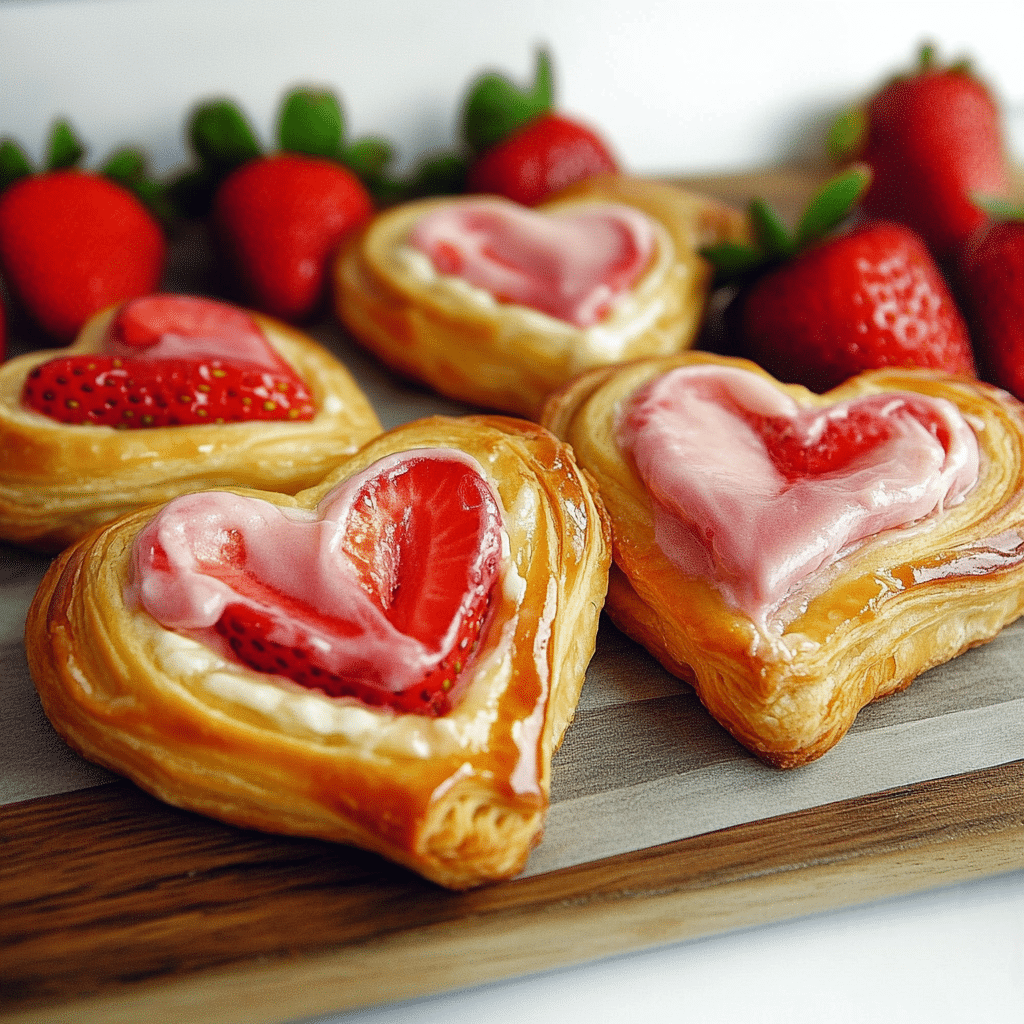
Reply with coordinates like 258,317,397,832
462,47,555,154
277,88,345,159
701,165,871,285
46,119,86,171
0,139,32,193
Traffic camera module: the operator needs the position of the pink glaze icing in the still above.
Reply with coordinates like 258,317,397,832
408,199,655,328
102,295,285,368
617,365,980,620
128,449,504,695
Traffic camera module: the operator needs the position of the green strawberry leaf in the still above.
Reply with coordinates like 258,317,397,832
278,87,345,158
341,137,395,181
188,99,262,172
973,193,1024,222
701,241,763,283
100,147,148,184
462,48,554,154
401,151,469,200
750,198,793,261
101,147,174,222
826,106,866,165
0,139,33,193
793,164,871,250
46,119,86,171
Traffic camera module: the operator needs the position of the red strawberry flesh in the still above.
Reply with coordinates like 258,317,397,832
736,221,976,393
750,396,951,480
0,170,165,342
467,112,618,207
21,354,315,428
202,455,503,716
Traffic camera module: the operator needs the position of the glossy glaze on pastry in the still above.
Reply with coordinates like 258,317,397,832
541,351,1024,767
0,295,381,551
333,174,748,418
26,415,611,888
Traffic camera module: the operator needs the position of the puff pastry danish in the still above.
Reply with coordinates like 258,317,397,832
26,415,611,888
333,174,748,418
0,294,381,551
541,351,1024,767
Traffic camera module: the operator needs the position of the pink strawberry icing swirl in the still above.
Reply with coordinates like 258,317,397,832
617,365,980,622
127,449,503,696
408,198,655,328
102,294,288,369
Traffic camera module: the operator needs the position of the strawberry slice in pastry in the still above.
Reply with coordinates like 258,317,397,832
542,352,1024,767
0,293,380,550
334,175,749,418
26,416,611,888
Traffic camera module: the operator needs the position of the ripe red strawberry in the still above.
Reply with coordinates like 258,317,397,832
754,395,950,480
461,49,618,206
212,153,373,321
211,456,502,716
22,353,315,428
831,44,1011,263
215,596,489,716
0,170,165,343
466,112,618,207
957,214,1024,402
706,168,976,393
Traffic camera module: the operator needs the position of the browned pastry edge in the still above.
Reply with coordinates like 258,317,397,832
541,352,1024,767
25,415,611,888
333,174,749,419
0,304,382,551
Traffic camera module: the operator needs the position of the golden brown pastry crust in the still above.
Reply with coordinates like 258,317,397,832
26,415,611,888
0,304,382,552
333,174,748,419
541,352,1024,768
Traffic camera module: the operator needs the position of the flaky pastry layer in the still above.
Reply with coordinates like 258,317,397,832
0,305,382,551
332,174,748,419
26,415,611,888
541,352,1024,767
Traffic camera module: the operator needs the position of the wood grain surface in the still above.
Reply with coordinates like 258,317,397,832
2,762,1023,1024
4,165,1024,1024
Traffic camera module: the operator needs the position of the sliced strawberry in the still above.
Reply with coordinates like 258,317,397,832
103,293,295,373
208,455,503,716
215,594,489,715
752,396,951,480
108,294,266,351
21,354,315,427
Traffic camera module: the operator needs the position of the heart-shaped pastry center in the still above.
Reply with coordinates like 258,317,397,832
409,198,655,328
130,449,504,714
22,294,315,428
618,365,980,620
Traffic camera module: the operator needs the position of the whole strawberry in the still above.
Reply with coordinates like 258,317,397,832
171,88,377,321
957,212,1024,401
0,122,165,343
705,168,976,393
830,44,1011,264
462,49,619,206
213,153,372,321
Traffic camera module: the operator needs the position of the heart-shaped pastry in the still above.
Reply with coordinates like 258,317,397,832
619,364,980,622
133,450,504,714
541,351,1024,767
0,294,381,550
409,198,654,328
334,174,749,418
26,416,611,888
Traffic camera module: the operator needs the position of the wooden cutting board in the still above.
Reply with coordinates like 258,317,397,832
3,167,1024,1024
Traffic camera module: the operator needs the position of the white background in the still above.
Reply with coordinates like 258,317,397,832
2,0,1023,178
2,2,1024,1023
